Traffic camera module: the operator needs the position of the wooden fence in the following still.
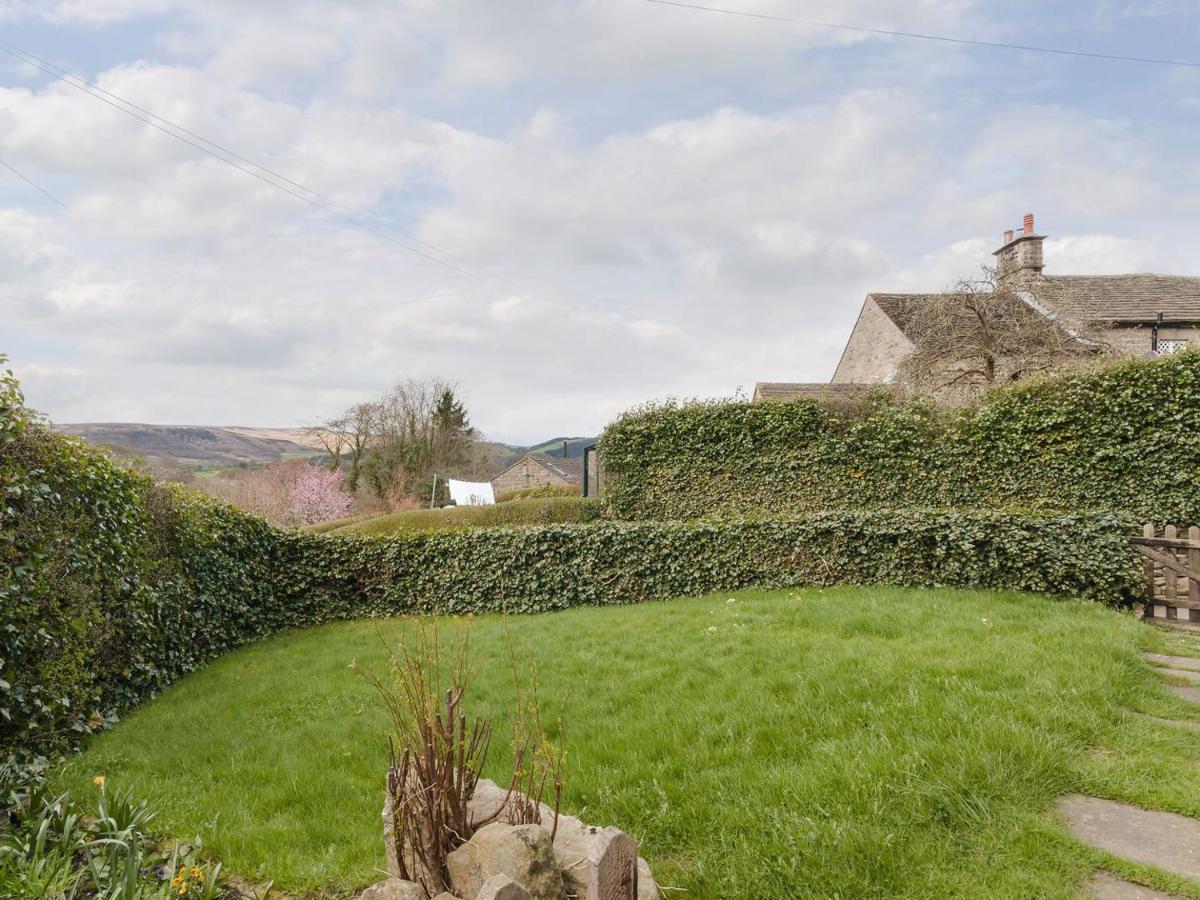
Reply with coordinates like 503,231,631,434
1131,523,1200,625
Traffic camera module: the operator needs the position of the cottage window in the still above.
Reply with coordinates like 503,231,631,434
1157,339,1189,356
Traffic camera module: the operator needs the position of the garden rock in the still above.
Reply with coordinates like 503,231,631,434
358,878,430,900
476,873,532,900
465,779,659,899
446,822,565,900
551,816,658,900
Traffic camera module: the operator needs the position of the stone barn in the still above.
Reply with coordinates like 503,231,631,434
491,453,584,497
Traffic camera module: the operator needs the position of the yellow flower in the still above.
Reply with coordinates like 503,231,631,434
92,775,106,786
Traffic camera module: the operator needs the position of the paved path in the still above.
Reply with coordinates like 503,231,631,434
1168,684,1200,704
1090,872,1183,899
1058,795,1200,882
1146,654,1200,672
1146,651,1200,705
1141,715,1200,733
1061,651,1200,896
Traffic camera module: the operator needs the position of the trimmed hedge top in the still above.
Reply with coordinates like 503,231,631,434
598,352,1200,522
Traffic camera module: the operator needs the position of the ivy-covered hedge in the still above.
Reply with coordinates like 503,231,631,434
289,510,1139,616
599,352,1200,522
0,358,1145,785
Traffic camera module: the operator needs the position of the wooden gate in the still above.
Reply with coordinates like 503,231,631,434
1131,523,1200,625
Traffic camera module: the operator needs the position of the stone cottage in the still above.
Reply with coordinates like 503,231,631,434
755,213,1200,400
491,453,583,496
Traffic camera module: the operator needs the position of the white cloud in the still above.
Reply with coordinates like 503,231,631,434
2,2,1199,442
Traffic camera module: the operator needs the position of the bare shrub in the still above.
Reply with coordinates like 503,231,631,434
897,266,1110,399
369,621,565,892
369,625,491,892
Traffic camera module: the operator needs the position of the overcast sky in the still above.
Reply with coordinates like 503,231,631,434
3,1,1200,443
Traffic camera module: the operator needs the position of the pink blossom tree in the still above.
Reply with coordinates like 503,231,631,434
288,463,352,526
208,459,351,526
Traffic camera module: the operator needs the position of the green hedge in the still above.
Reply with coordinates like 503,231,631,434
332,496,602,536
599,352,1200,522
0,358,1145,783
289,510,1139,616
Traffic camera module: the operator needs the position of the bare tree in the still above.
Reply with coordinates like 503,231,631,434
303,417,351,471
364,377,481,505
896,267,1109,397
342,402,377,493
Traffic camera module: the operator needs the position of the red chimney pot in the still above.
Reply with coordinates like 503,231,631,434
1023,212,1035,235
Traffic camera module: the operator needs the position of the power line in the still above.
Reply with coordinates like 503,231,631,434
644,0,1200,68
0,39,469,272
0,156,69,209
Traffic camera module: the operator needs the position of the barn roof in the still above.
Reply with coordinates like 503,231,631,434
867,276,1200,335
1040,274,1200,324
492,453,583,485
868,292,945,336
751,382,871,403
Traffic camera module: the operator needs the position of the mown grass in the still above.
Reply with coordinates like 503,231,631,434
326,495,601,536
55,588,1200,898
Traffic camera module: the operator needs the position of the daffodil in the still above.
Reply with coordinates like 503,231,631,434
92,775,106,786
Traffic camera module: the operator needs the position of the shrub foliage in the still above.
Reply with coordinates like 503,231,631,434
335,495,602,536
599,352,1200,522
0,358,1145,779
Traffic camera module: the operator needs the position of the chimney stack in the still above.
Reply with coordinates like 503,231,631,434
994,211,1046,282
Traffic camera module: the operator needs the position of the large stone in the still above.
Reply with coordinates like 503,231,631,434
586,827,638,900
1157,667,1200,683
358,878,430,900
551,816,659,900
446,823,564,900
1058,794,1200,882
467,779,557,831
476,874,532,900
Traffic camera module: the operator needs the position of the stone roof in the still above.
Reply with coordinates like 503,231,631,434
752,382,871,402
1040,274,1200,324
527,453,583,484
868,293,942,336
491,452,583,485
868,276,1200,334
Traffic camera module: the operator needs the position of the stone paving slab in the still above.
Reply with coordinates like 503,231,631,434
1169,684,1200,704
1141,715,1200,732
1156,668,1200,683
1058,794,1200,883
1147,654,1200,672
1090,871,1184,899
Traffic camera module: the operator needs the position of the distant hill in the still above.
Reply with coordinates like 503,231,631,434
54,423,319,469
522,437,597,459
54,423,598,476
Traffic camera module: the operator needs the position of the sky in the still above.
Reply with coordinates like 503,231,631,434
3,1,1200,444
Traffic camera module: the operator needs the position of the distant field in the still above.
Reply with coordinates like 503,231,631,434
57,588,1200,897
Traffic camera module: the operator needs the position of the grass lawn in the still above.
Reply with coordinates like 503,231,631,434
56,587,1200,899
